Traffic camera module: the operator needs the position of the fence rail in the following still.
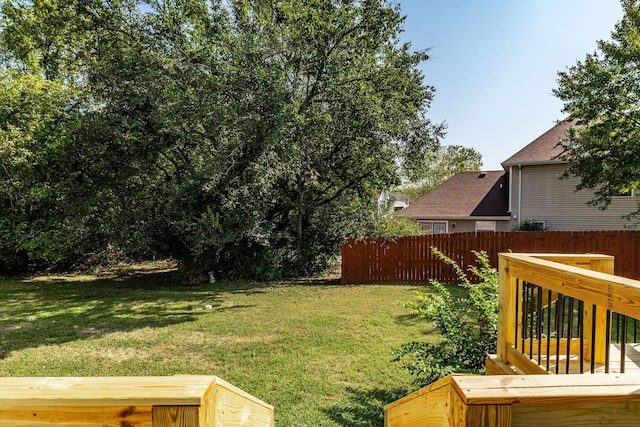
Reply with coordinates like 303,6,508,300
341,231,640,284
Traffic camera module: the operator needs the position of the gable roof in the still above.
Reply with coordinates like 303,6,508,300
398,171,509,219
501,118,579,167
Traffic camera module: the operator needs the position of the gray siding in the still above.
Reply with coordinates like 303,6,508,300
510,163,639,231
450,220,476,233
496,220,516,232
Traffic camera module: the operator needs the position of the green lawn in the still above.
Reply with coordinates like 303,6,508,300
0,266,432,426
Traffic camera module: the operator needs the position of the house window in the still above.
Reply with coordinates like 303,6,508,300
419,221,447,234
475,221,496,232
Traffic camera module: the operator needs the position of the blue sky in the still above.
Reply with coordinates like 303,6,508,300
397,0,623,170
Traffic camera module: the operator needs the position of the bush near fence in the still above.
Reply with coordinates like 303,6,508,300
341,231,640,284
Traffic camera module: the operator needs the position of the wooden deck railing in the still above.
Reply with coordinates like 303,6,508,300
386,253,640,426
492,253,640,375
0,375,274,426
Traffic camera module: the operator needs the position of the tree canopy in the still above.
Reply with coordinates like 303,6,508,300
554,0,640,219
0,0,442,278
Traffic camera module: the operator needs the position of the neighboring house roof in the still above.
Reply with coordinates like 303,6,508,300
398,171,509,219
501,118,579,167
388,191,410,205
378,191,411,212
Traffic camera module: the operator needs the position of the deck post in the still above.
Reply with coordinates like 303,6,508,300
582,257,614,365
498,254,518,365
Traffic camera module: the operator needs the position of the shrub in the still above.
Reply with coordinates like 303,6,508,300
516,220,545,231
373,212,422,238
393,247,498,386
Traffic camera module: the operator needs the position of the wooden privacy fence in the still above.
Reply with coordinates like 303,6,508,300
341,231,640,284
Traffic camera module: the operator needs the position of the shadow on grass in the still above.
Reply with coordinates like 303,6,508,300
0,270,266,358
322,385,411,427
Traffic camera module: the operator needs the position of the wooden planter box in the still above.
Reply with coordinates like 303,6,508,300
385,374,640,427
0,375,274,426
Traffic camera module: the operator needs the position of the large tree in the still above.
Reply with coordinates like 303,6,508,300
0,0,442,278
554,0,640,219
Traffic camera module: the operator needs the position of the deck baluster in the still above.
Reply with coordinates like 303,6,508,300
537,288,543,365
528,285,535,359
579,300,584,374
605,309,611,374
546,289,552,371
521,282,528,355
566,298,574,374
621,315,628,373
555,294,564,374
590,305,597,374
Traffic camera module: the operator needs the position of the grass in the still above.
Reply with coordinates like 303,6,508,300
0,264,434,426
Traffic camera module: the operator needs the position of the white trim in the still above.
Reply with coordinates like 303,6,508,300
413,216,511,221
502,160,569,167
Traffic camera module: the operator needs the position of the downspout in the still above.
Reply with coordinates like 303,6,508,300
518,164,522,228
508,166,513,213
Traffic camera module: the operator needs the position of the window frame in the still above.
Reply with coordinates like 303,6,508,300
418,221,448,234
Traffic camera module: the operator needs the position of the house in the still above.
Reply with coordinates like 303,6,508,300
398,171,511,233
377,191,411,214
400,118,640,232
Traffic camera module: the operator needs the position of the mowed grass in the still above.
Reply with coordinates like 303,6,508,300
0,265,434,426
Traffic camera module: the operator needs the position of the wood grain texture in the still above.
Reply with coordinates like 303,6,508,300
341,231,640,285
503,253,640,319
512,401,640,427
0,376,274,427
453,374,640,405
152,406,199,427
386,374,640,426
497,253,636,373
464,405,511,427
213,378,274,427
388,254,640,426
384,376,453,427
0,405,153,426
0,376,214,406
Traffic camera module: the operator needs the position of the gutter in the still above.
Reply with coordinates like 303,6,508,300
414,216,512,221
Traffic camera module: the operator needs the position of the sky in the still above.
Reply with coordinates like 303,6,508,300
397,0,623,171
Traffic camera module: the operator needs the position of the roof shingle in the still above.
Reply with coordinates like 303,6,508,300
501,118,578,167
398,171,509,219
